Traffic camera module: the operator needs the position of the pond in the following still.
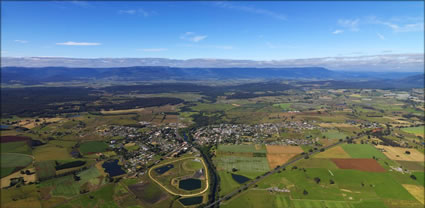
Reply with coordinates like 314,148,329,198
179,178,201,191
179,196,203,206
102,159,126,177
183,132,188,141
0,125,10,130
154,164,174,175
231,173,250,184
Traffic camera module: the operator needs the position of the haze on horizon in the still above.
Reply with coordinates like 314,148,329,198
1,1,424,72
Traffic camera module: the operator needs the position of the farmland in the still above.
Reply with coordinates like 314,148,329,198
1,82,424,207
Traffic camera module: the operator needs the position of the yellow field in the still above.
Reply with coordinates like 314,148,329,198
101,108,145,114
314,146,351,158
402,184,424,204
265,145,303,169
266,153,298,169
1,168,36,188
2,197,42,208
265,145,303,154
377,145,424,162
17,117,63,129
33,144,73,162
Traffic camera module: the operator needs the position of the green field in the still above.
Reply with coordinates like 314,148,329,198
332,169,416,201
56,184,117,208
1,153,33,178
323,130,347,139
182,159,203,171
218,171,245,196
1,141,32,155
218,144,267,154
79,141,109,154
40,167,102,197
341,144,388,159
293,158,338,169
34,160,56,180
412,172,424,187
215,156,270,178
273,103,292,110
401,126,424,135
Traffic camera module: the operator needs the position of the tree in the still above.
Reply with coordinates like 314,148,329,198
314,177,321,184
303,189,309,195
405,151,411,155
330,179,335,184
410,175,417,180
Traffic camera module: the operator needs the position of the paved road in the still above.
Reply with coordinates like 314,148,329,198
205,137,360,208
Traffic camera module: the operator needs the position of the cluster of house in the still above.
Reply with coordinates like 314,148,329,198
96,123,188,176
192,122,320,145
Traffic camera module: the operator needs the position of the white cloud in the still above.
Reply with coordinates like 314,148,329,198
118,8,153,17
376,32,385,40
367,16,424,32
70,1,91,8
179,43,233,50
56,41,101,46
14,40,28,44
214,2,286,21
180,32,208,43
138,48,168,52
338,19,360,31
332,30,344,35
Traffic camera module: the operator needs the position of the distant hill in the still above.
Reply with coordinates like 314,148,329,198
1,66,422,88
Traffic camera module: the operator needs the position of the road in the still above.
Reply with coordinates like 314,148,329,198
205,137,360,208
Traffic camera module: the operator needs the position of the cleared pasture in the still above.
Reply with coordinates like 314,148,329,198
341,144,388,159
377,146,424,162
401,126,425,137
79,141,109,154
215,156,270,178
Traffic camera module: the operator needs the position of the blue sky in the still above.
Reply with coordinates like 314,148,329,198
1,1,424,60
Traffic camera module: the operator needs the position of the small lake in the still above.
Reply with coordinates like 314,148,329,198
154,164,174,175
102,159,126,177
0,125,10,130
183,132,188,141
179,178,201,190
231,173,250,184
179,196,203,206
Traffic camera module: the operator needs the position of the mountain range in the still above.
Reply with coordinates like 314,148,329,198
1,66,423,88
